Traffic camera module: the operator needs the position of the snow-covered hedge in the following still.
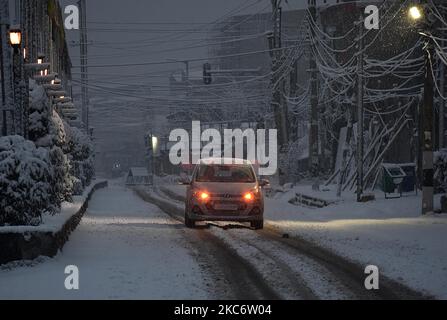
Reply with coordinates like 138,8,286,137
0,136,55,226
0,81,96,227
29,81,75,203
28,80,51,145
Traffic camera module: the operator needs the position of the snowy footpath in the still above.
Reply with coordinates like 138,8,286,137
0,182,209,299
161,179,447,299
265,188,447,299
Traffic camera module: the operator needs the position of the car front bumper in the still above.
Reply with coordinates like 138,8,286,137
188,213,263,222
188,197,264,222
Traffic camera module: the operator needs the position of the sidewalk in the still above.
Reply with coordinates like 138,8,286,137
265,185,447,299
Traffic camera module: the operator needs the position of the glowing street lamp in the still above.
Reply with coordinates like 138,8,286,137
152,136,158,152
9,28,22,52
409,6,423,21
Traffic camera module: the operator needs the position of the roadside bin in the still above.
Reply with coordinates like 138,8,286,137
400,163,417,193
381,164,406,198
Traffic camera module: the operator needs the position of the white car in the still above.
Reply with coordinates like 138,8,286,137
181,158,269,230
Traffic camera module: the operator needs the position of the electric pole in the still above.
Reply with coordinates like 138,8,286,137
356,16,364,202
308,0,319,177
270,0,288,148
78,0,89,131
421,16,435,215
439,41,445,149
269,0,289,185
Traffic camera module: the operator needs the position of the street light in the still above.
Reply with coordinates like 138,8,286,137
409,6,423,21
9,28,22,52
152,136,158,151
9,26,24,136
2,28,21,135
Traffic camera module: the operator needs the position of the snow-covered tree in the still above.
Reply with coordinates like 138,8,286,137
28,80,51,145
0,136,55,226
28,81,75,202
48,111,74,202
65,126,95,195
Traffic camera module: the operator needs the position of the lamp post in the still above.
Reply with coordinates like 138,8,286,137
409,4,435,215
9,28,21,52
9,26,23,136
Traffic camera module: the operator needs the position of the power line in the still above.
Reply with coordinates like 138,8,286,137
71,45,300,68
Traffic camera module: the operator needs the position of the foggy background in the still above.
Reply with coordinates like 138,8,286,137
61,0,307,176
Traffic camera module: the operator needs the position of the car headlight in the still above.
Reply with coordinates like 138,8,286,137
243,192,254,202
194,191,210,202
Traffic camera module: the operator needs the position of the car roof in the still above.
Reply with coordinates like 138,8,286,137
199,158,253,166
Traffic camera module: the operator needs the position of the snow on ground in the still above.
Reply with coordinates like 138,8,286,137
0,181,209,299
210,227,355,300
265,189,447,299
158,176,447,299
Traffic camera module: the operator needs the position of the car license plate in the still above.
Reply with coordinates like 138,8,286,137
214,203,238,211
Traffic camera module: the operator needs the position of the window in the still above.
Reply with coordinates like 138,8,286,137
195,164,255,183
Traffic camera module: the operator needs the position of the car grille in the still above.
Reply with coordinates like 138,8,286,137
210,193,241,199
205,200,247,215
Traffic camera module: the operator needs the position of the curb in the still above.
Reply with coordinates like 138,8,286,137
0,181,108,265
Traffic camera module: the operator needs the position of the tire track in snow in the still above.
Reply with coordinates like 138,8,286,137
137,186,430,300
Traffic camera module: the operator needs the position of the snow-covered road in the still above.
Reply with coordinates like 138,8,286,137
0,181,433,300
0,183,209,299
137,185,428,300
156,179,447,299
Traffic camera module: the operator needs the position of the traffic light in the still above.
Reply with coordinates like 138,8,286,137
203,62,212,85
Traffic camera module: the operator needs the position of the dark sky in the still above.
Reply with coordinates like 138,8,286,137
62,0,308,81
59,0,308,172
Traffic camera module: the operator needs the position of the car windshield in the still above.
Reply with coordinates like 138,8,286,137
195,164,255,183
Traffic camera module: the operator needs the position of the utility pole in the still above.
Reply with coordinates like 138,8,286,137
356,16,364,202
421,20,435,215
269,0,289,185
439,40,445,149
270,0,288,147
337,112,353,197
78,0,89,131
308,0,319,177
182,60,190,81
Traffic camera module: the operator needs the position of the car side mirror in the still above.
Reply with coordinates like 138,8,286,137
259,179,270,187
